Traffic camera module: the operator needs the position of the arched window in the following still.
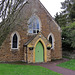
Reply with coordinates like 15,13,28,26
28,15,41,34
48,33,55,49
12,33,18,48
11,32,20,49
49,36,52,45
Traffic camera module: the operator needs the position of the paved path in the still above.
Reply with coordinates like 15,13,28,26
31,58,75,75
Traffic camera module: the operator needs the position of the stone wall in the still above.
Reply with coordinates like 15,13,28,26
0,26,27,62
0,0,62,62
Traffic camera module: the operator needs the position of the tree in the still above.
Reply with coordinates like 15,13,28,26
0,0,28,22
62,22,75,51
69,3,75,21
55,0,75,51
0,0,28,46
61,0,75,22
55,12,67,27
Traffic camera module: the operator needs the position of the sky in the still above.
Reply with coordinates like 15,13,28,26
40,0,65,17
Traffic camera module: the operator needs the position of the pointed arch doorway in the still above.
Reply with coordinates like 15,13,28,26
35,41,44,62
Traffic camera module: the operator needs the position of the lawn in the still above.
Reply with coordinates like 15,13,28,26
0,64,61,75
57,59,75,71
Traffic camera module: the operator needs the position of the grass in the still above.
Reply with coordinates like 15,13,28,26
57,59,75,71
63,56,71,59
0,64,62,75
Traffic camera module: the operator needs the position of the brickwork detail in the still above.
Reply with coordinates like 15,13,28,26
0,0,62,63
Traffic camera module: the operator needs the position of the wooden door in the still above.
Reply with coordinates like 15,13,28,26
35,42,44,62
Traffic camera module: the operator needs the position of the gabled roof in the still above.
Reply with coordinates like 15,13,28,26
24,32,51,47
39,0,61,32
24,35,36,46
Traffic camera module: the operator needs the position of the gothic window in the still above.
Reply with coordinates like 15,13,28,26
49,36,52,45
12,34,18,48
11,32,20,49
28,15,41,34
48,33,55,49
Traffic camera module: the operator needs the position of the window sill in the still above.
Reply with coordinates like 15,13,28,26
51,48,54,50
27,33,37,36
11,48,18,51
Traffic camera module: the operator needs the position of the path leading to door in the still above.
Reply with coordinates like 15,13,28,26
31,58,75,75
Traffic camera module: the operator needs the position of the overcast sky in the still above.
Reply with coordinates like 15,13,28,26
40,0,65,17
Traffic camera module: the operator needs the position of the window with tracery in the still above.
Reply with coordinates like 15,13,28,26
28,15,40,34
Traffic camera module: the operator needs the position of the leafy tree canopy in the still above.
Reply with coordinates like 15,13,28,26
55,0,75,51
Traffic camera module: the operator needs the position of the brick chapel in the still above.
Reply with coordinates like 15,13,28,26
0,0,62,63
